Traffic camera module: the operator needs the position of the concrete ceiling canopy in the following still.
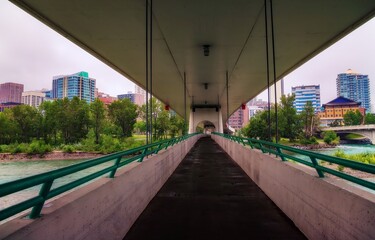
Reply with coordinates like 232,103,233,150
10,0,375,121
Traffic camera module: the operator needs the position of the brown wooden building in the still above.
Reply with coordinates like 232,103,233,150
318,96,366,126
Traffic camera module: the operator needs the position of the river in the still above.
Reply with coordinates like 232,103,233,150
311,143,375,155
0,158,112,223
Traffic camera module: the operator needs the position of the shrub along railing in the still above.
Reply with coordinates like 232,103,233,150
0,133,199,222
212,132,375,191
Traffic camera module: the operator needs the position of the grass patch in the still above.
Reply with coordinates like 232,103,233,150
133,134,146,141
334,150,375,165
345,133,365,139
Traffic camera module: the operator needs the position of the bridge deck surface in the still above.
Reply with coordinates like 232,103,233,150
124,136,306,240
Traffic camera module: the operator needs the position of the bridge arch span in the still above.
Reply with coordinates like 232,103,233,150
322,125,375,144
188,108,224,134
196,120,216,134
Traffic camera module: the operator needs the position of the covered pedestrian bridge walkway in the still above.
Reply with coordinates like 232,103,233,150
125,136,305,240
1,1,375,239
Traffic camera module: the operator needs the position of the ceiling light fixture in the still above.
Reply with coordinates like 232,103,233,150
203,45,210,56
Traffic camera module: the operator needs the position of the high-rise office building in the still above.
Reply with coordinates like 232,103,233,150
22,91,45,108
41,89,52,99
336,69,371,112
135,85,146,95
292,85,321,113
118,91,145,106
134,85,146,103
0,102,22,112
52,71,96,103
0,82,24,103
97,91,117,106
270,78,285,103
228,107,249,130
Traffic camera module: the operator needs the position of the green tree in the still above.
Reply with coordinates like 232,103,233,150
0,111,18,144
139,98,161,122
322,130,339,145
364,113,375,124
54,97,90,143
39,101,60,144
68,97,90,143
140,97,162,121
154,110,170,140
10,105,42,142
90,99,106,144
300,101,319,138
278,94,301,141
108,98,138,137
169,115,185,138
343,110,363,126
243,108,275,140
139,98,186,139
134,121,146,134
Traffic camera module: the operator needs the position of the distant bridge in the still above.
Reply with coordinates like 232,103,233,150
322,124,375,144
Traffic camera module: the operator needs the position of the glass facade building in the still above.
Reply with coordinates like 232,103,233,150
336,69,371,112
292,85,321,113
52,72,96,103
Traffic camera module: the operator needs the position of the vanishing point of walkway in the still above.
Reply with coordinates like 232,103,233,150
124,137,306,240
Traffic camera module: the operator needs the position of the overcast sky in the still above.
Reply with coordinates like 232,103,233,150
1,1,374,111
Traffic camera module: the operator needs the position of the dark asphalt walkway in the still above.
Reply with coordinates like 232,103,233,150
124,136,306,240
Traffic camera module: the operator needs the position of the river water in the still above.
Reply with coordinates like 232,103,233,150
0,158,113,223
1,144,374,222
311,144,375,155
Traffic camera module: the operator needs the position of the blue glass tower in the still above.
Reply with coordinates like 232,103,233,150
52,72,96,103
336,69,371,112
292,85,321,113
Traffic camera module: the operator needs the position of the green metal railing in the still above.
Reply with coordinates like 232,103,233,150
212,132,375,191
0,133,199,222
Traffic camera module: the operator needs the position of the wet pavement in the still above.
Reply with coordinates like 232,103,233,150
124,136,306,240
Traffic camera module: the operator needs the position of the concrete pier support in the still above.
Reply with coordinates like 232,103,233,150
188,108,223,133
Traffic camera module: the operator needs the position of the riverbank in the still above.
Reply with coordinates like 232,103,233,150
0,151,104,162
291,143,338,150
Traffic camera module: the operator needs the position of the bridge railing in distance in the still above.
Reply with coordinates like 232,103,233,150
0,133,200,222
212,132,375,191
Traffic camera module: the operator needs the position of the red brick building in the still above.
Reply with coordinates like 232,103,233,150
0,82,24,103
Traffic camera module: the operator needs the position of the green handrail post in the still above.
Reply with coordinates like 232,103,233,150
276,147,286,161
258,142,266,153
165,139,172,149
247,139,254,149
309,156,325,178
138,147,148,162
109,156,122,178
155,142,164,154
29,180,54,219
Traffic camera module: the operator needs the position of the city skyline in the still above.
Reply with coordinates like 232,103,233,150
0,1,374,112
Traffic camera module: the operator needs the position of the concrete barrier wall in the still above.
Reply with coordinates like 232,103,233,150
0,135,201,240
212,135,375,240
